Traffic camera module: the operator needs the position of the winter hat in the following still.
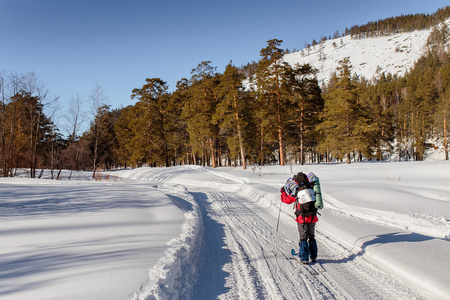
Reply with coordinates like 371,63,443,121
294,172,308,185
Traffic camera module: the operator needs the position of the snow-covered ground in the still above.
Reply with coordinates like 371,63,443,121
0,174,185,300
1,161,449,299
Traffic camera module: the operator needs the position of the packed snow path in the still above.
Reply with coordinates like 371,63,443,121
127,165,449,300
188,191,422,299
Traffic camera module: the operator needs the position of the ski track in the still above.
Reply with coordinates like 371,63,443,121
140,167,428,299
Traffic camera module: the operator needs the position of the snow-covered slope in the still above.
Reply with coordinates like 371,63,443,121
282,19,449,85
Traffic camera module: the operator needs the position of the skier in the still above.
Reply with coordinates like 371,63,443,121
280,172,319,264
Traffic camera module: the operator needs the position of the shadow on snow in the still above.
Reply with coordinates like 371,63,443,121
191,192,232,299
320,232,435,265
0,183,168,218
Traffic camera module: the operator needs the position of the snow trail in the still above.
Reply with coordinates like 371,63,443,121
132,166,433,299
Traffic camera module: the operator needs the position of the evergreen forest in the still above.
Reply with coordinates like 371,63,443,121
1,7,449,177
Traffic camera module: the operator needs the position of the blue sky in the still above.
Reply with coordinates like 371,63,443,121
1,0,448,117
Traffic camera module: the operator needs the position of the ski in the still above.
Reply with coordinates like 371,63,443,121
310,260,326,273
290,249,319,276
290,249,325,276
291,255,319,276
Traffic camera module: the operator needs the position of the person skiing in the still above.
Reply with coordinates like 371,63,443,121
280,172,320,264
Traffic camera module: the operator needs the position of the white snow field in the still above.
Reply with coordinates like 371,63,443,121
1,161,449,300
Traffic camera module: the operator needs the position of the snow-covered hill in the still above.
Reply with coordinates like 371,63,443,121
282,19,450,85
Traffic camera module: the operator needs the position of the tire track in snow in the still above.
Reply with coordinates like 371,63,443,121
187,173,426,299
194,191,269,299
133,166,430,299
199,190,328,300
210,188,425,300
315,230,424,300
189,192,232,300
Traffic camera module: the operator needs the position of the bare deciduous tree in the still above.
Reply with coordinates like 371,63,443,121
89,84,108,178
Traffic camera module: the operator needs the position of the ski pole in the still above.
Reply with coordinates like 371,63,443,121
273,199,283,254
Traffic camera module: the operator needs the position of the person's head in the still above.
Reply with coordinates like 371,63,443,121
293,172,308,186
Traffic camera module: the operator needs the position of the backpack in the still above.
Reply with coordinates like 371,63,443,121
283,177,299,197
283,172,311,197
292,172,317,220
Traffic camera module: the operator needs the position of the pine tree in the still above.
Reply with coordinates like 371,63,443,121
283,63,323,164
435,89,450,160
114,104,148,167
183,61,220,168
317,57,374,163
167,79,190,166
131,78,171,167
6,91,52,177
255,39,288,166
359,75,395,161
213,62,248,169
398,53,440,161
433,53,450,160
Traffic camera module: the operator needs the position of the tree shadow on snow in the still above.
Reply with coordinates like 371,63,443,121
190,192,232,299
320,232,434,265
0,184,170,218
0,235,157,297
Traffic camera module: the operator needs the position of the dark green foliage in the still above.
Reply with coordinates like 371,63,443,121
255,39,288,166
350,6,450,38
282,63,323,164
183,61,221,167
213,62,249,168
123,78,172,167
317,58,377,163
0,91,51,177
82,105,118,171
306,6,450,52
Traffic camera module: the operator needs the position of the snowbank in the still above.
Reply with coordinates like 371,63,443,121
0,176,184,300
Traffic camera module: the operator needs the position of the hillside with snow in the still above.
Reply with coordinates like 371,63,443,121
282,19,449,85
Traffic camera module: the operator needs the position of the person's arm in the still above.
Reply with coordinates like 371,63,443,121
280,188,296,204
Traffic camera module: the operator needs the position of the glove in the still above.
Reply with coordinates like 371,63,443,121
280,186,285,193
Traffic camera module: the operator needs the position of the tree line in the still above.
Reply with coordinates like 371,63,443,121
304,6,450,50
348,6,450,39
103,35,450,169
1,22,449,176
115,39,325,169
